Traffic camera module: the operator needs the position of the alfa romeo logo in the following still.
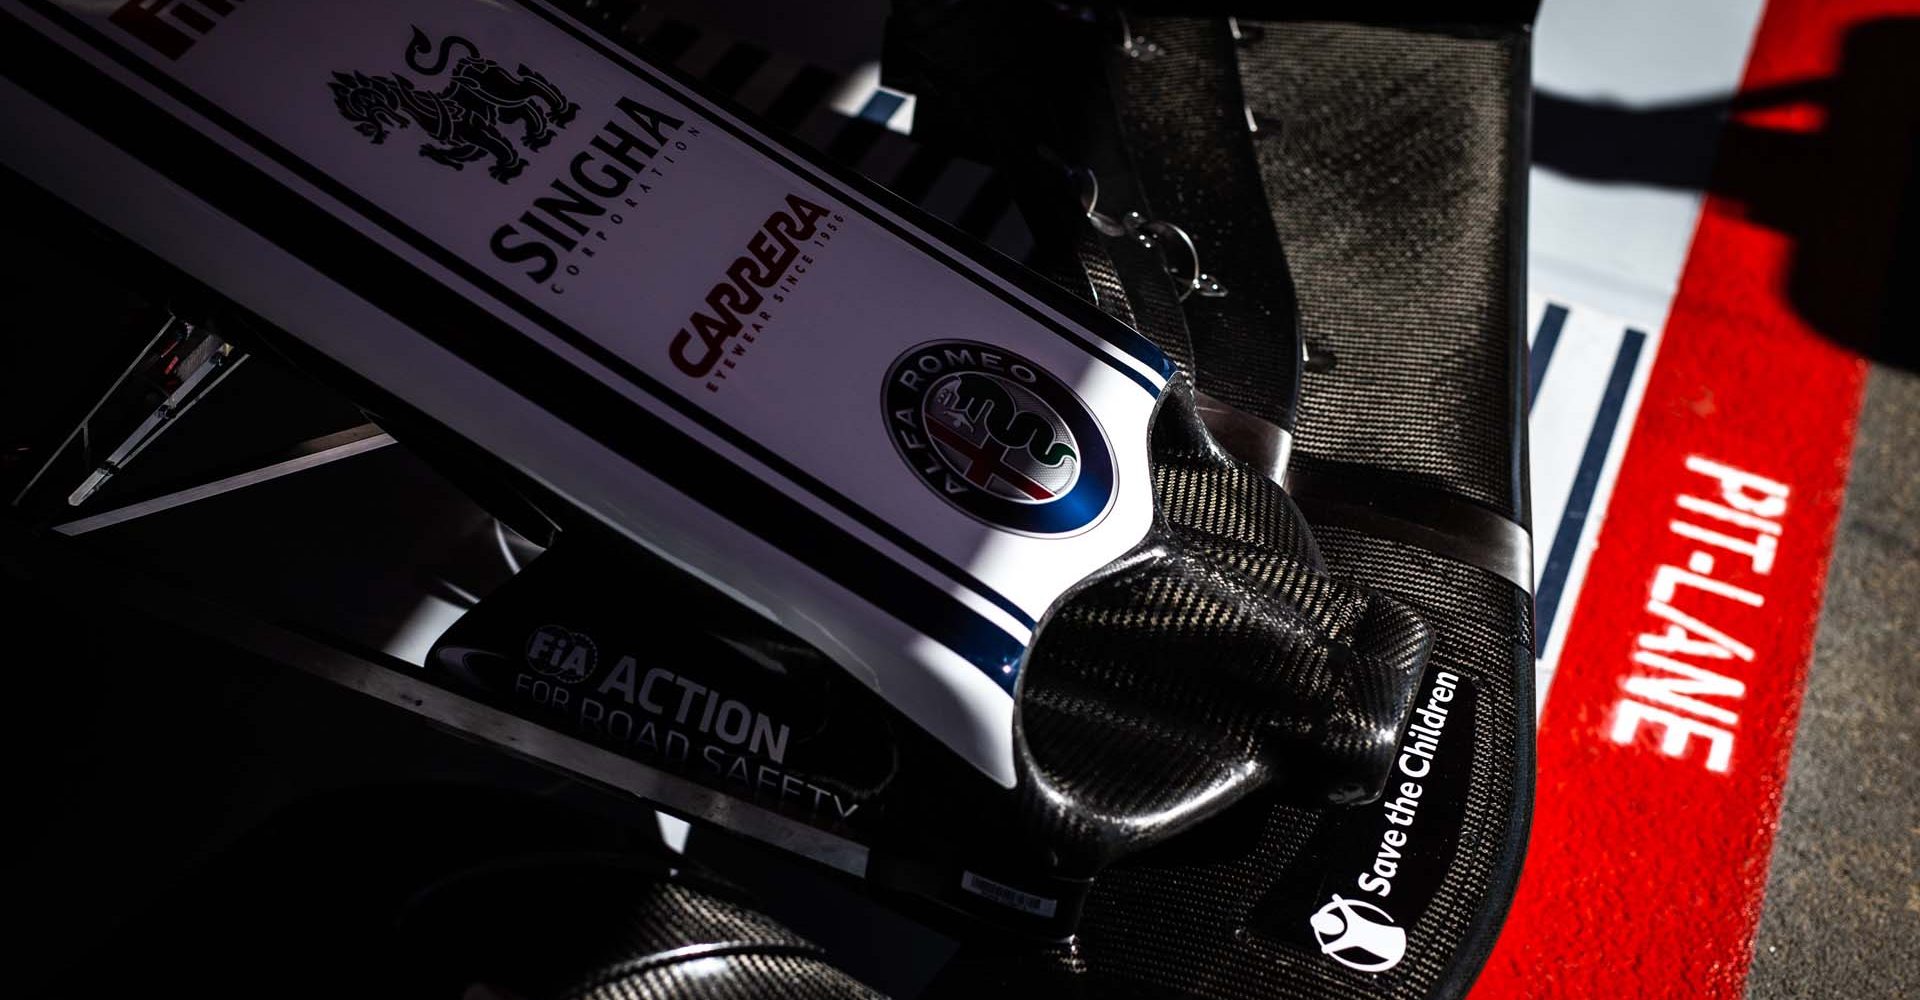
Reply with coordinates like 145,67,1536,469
883,340,1115,535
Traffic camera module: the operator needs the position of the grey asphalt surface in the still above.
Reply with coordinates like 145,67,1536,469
1746,366,1920,999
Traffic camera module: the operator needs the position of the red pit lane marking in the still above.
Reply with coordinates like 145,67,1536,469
1474,0,1895,993
1605,457,1789,775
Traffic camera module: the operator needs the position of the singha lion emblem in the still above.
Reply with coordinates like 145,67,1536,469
329,26,580,183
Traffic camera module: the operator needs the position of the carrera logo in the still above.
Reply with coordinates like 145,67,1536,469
329,27,580,184
1311,895,1407,972
111,0,246,60
670,193,830,380
884,341,1115,536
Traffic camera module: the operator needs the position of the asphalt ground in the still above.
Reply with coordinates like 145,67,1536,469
1746,366,1920,999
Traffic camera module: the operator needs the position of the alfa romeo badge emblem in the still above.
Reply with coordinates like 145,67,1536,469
883,340,1115,535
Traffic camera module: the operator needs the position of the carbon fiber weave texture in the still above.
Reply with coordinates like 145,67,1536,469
1015,381,1435,873
1050,20,1533,999
1069,530,1530,1000
407,859,883,1000
1241,21,1524,522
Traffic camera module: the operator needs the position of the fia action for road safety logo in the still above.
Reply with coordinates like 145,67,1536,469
525,625,597,685
884,340,1115,536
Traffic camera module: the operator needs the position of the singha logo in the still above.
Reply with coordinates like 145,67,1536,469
329,27,580,183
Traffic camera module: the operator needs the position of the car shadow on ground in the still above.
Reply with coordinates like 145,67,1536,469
1533,17,1919,372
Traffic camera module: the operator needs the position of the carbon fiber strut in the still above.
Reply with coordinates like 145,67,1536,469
886,4,1305,474
1105,15,1307,477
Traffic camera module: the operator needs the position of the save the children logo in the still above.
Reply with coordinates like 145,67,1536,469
1310,895,1408,973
